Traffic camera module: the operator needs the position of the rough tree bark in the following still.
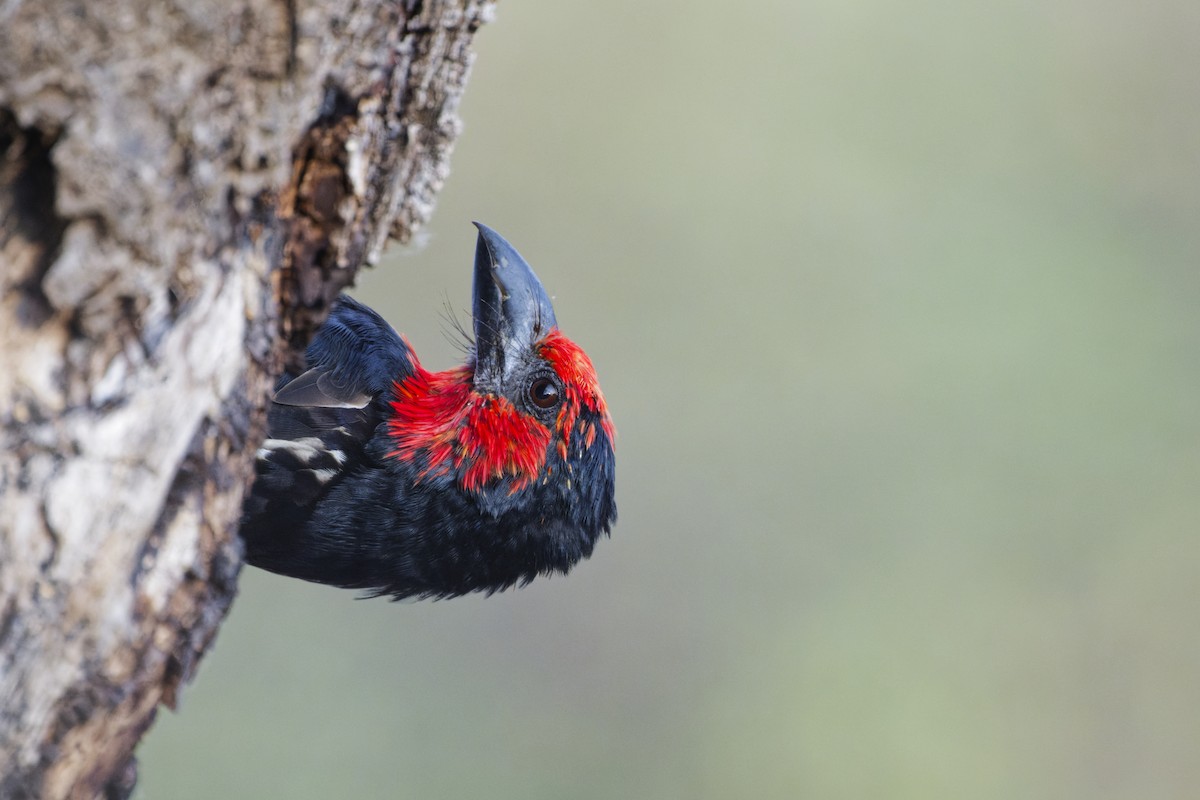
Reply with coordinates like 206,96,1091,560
0,0,493,796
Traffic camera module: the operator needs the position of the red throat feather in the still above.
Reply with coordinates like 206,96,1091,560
387,331,613,494
387,365,552,493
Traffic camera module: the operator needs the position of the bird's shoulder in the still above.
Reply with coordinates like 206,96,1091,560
274,295,415,411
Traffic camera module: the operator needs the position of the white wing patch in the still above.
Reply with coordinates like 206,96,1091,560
258,437,328,463
310,468,340,484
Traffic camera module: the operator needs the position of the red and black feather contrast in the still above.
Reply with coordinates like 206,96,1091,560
240,224,616,599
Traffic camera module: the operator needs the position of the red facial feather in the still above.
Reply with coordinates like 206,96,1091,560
388,330,613,494
388,365,551,493
386,365,471,481
538,330,616,445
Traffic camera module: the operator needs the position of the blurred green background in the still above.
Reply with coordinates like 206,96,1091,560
139,1,1200,797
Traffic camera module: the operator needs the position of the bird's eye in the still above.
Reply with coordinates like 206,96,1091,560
528,377,561,410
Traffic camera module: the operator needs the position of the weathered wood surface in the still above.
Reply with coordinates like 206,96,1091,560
0,1,492,796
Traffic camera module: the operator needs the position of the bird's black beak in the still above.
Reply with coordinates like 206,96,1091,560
471,222,558,388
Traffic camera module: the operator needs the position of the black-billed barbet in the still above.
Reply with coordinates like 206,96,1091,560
241,223,616,599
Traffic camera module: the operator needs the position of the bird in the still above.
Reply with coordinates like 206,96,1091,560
240,223,616,600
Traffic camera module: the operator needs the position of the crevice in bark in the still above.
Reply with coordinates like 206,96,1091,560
0,109,66,328
277,81,363,364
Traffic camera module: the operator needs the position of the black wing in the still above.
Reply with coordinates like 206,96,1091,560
242,295,414,554
274,295,413,409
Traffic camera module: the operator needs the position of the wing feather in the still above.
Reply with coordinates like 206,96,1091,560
273,367,373,409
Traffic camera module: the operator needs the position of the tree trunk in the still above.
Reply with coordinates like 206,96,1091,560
0,1,492,796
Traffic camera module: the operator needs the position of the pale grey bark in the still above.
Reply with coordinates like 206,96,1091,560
0,1,492,796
